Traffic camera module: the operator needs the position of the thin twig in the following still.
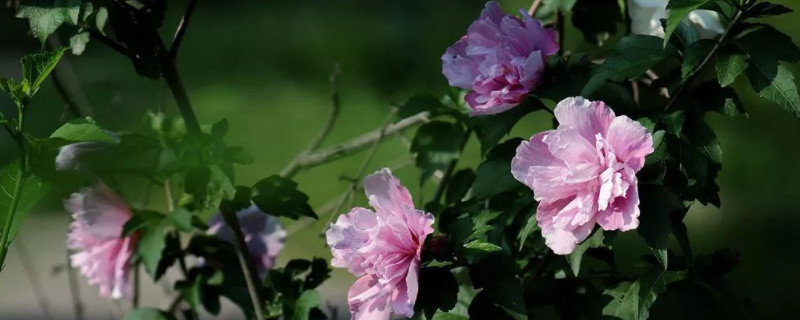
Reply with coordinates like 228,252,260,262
221,210,266,320
64,251,85,320
160,53,202,135
88,28,130,58
326,110,397,229
281,111,430,178
132,262,140,308
169,0,200,61
46,37,85,119
664,0,752,111
14,239,54,320
306,65,342,151
527,0,542,16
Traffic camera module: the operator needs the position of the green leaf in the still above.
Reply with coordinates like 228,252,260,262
668,20,700,49
469,138,523,199
0,162,50,243
463,240,503,253
746,2,792,18
716,48,749,87
601,271,671,320
517,209,539,251
416,267,459,318
682,39,715,78
743,63,800,117
16,0,81,42
184,165,235,211
304,257,331,290
168,208,193,232
445,169,474,205
470,254,526,320
567,228,606,276
122,308,177,320
290,290,320,320
470,98,540,155
137,221,168,278
637,186,686,270
50,117,116,142
583,35,677,96
411,121,465,183
664,0,711,47
69,30,90,55
20,49,66,96
252,175,317,219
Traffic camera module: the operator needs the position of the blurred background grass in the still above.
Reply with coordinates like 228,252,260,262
0,0,799,319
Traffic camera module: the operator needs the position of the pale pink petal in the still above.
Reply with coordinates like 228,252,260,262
348,276,393,320
554,97,616,142
363,168,414,218
606,115,654,171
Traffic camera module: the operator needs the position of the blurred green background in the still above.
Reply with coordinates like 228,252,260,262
1,0,799,319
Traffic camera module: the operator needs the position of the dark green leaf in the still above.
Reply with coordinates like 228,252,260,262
716,48,749,87
168,208,193,232
735,25,800,63
743,62,800,117
664,0,712,47
470,98,540,155
583,35,677,96
416,267,459,319
445,169,475,205
470,254,526,320
50,117,116,142
469,138,523,199
16,0,81,42
304,258,331,290
517,209,539,251
682,40,715,78
746,2,792,18
638,186,686,270
123,308,177,320
252,175,317,219
137,222,168,278
667,20,700,49
184,165,235,211
411,121,465,183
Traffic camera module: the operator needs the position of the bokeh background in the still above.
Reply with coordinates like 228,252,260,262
1,0,799,319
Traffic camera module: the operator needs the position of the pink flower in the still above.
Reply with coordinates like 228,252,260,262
207,205,286,277
442,1,559,116
511,97,654,254
326,169,434,320
66,185,137,299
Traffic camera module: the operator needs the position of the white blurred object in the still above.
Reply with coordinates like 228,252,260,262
628,0,725,39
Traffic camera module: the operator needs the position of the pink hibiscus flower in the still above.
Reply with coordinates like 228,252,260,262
66,185,137,299
326,169,434,320
511,97,654,254
442,1,559,116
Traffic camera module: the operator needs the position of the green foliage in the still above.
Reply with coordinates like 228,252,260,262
411,121,466,183
583,35,677,96
416,267,459,319
50,117,116,142
716,47,749,87
469,138,523,199
0,162,50,248
252,175,317,219
571,0,623,45
663,0,713,47
16,0,81,42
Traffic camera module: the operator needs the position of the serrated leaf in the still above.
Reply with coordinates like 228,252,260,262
583,35,677,96
50,118,116,142
736,26,800,116
20,49,66,96
416,267,459,318
463,240,502,253
252,175,317,219
517,209,539,251
664,0,712,47
411,121,465,183
16,0,82,42
137,221,168,277
747,2,792,18
638,186,685,270
716,48,749,87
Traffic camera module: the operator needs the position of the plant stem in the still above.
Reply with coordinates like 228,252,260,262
281,111,430,178
160,57,202,135
664,0,752,111
170,0,200,61
220,210,265,320
306,65,341,152
0,101,28,271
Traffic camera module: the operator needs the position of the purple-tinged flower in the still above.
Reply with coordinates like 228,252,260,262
442,1,559,116
511,97,654,254
207,205,286,277
66,185,137,299
326,169,434,320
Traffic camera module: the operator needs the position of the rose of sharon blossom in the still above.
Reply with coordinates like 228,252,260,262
511,97,654,254
207,205,286,277
442,1,559,116
628,0,724,39
66,185,137,299
326,169,434,320
55,142,105,171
